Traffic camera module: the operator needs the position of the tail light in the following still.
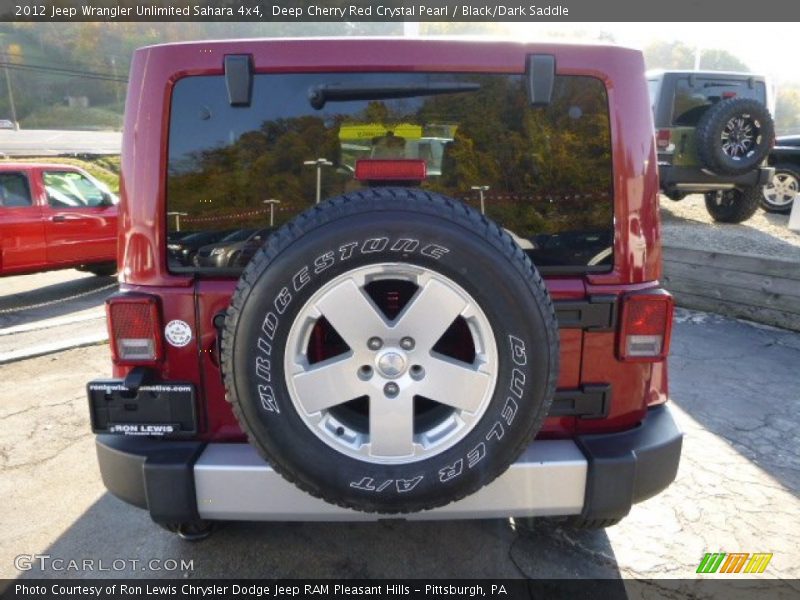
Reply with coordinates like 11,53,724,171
656,129,672,151
722,91,737,99
618,291,674,362
355,159,426,182
106,294,162,364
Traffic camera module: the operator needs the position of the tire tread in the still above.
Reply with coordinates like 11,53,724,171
220,187,559,514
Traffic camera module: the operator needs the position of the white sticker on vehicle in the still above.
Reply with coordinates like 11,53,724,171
164,319,192,347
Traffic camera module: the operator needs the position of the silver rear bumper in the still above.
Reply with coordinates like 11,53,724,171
95,405,682,524
194,441,587,521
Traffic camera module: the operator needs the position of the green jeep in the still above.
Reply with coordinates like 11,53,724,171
648,70,775,223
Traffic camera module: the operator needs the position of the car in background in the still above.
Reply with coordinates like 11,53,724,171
762,135,800,213
167,229,233,267
0,119,16,130
531,230,613,267
193,227,273,269
648,70,775,223
0,163,117,277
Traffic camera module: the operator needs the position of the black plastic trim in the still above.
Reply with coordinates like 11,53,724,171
554,295,617,331
551,384,610,419
95,435,205,525
575,404,683,521
122,366,152,391
224,54,252,106
526,54,556,106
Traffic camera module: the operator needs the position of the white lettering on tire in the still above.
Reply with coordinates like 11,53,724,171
438,459,464,483
292,266,310,292
258,384,280,413
390,238,419,253
421,244,449,259
509,335,527,366
349,475,424,493
467,442,486,468
361,237,389,253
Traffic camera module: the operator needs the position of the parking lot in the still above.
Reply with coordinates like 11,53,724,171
0,269,798,588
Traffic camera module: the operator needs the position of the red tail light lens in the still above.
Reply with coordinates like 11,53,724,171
106,294,162,364
656,129,672,151
722,91,737,99
355,159,427,182
618,291,674,361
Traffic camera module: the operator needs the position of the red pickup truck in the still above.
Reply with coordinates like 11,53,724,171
0,163,118,277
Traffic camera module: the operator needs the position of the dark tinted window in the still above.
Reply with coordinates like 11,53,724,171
0,172,32,207
167,72,613,273
672,77,767,126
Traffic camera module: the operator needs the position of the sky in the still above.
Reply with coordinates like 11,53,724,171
502,22,796,85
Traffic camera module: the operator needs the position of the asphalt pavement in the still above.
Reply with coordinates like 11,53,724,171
0,270,798,591
0,129,121,156
0,270,115,363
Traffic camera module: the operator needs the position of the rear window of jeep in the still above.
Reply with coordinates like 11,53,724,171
166,72,613,274
672,77,767,126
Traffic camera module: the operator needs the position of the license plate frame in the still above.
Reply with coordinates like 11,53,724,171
87,380,197,436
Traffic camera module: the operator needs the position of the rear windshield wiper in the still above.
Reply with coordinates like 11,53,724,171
308,82,481,110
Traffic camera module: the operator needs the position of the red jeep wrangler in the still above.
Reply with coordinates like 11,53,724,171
89,39,681,538
0,163,117,277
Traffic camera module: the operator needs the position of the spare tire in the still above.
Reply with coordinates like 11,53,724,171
696,97,774,176
221,188,559,513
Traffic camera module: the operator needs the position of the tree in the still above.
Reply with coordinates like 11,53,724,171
643,41,749,72
775,86,800,135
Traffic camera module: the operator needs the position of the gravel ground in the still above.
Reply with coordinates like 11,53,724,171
660,194,800,260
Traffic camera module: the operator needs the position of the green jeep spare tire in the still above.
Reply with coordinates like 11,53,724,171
696,97,774,176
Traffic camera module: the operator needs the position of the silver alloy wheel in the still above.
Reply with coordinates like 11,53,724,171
762,171,799,208
284,263,498,465
721,115,758,160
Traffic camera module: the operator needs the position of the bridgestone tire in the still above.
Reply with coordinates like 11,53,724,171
704,186,761,223
221,188,559,513
696,98,774,176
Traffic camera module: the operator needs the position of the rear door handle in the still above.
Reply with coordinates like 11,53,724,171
51,215,66,222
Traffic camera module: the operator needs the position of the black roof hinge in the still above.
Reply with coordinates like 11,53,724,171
526,54,556,107
224,54,253,107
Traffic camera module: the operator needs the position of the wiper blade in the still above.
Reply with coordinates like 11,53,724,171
308,82,481,110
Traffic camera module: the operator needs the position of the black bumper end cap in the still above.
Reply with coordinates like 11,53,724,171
575,404,683,521
95,435,205,525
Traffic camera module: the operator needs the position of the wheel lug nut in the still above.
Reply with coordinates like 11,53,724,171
410,365,425,380
400,337,415,350
384,382,399,398
358,365,373,380
367,337,383,351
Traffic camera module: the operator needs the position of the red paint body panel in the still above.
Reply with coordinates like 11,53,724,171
116,39,669,441
0,163,117,276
